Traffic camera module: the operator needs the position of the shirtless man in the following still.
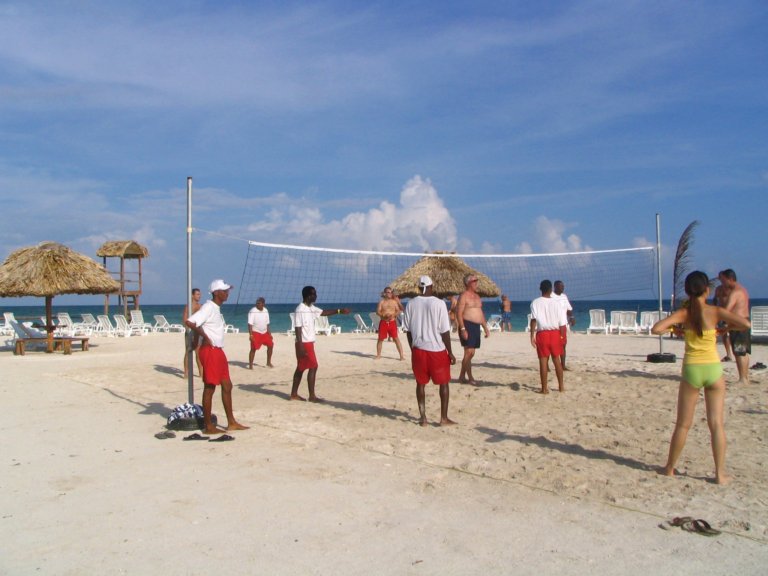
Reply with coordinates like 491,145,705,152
456,273,490,385
714,271,734,362
375,286,405,360
721,269,751,384
182,288,203,378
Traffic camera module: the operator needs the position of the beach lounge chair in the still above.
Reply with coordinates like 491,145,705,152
315,315,340,335
751,306,768,338
80,313,99,331
487,314,502,332
153,314,185,333
353,313,373,333
524,313,533,332
57,312,93,337
96,315,117,337
286,313,297,336
587,309,609,334
618,311,640,335
128,310,152,335
114,314,145,337
368,312,380,333
225,323,240,334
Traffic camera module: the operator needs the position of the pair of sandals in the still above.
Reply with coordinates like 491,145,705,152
183,432,235,442
750,362,766,370
660,516,721,536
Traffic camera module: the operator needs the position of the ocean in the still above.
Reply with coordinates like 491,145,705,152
4,298,767,335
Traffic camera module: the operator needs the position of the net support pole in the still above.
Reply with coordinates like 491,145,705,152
186,177,194,404
656,213,664,354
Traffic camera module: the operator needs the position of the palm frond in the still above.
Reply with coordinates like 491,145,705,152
671,220,699,309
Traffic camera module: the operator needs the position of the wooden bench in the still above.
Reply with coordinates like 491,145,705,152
14,337,90,356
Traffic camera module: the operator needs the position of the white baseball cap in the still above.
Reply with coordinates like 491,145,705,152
418,275,433,293
209,279,233,293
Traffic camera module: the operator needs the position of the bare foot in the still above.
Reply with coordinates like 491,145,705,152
227,422,249,431
204,426,226,434
440,418,457,426
419,416,428,427
267,363,274,368
537,388,549,395
657,466,676,477
399,357,405,361
308,396,325,403
559,387,565,392
290,394,306,401
736,379,750,385
715,474,732,485
248,365,253,370
374,356,381,360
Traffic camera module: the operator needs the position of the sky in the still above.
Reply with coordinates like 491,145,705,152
1,0,766,306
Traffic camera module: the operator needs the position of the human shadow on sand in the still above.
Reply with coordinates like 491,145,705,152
475,425,653,472
238,382,416,422
102,388,172,419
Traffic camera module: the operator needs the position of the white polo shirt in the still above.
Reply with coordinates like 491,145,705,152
187,300,226,347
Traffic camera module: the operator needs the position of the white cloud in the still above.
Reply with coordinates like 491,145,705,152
246,176,458,252
527,216,592,253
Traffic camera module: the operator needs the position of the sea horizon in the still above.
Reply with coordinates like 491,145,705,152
3,298,767,335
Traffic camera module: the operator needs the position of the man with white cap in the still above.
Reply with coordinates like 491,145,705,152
402,275,457,426
185,279,249,434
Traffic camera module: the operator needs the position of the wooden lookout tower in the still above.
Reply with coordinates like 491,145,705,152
97,240,150,317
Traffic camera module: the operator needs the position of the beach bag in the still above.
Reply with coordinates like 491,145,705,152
166,402,216,431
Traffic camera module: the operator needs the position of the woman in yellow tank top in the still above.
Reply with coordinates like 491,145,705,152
652,271,751,485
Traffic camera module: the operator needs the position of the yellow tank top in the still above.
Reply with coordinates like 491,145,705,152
684,329,720,364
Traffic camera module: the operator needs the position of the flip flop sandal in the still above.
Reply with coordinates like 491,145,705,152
209,434,235,442
154,430,176,440
750,362,766,370
691,519,721,536
183,433,210,441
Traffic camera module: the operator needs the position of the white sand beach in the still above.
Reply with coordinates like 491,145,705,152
1,330,766,575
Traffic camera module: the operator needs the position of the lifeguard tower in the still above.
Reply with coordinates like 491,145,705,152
97,240,150,317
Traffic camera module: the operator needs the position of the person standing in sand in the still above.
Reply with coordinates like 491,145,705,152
652,271,750,484
500,294,513,332
529,279,566,394
552,280,575,370
720,269,752,384
248,297,274,369
375,287,405,360
185,279,249,434
291,286,350,402
182,287,203,378
714,271,734,362
402,275,456,426
457,273,490,385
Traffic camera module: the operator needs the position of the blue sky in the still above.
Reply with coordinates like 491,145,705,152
1,0,766,305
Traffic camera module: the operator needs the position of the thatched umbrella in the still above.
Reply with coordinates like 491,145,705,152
0,241,120,351
390,254,501,298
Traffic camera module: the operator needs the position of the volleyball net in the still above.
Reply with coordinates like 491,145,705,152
234,240,657,306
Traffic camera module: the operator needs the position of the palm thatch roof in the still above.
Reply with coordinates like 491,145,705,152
390,254,500,298
0,241,120,297
96,240,150,258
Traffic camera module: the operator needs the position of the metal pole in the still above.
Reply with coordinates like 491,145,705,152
186,177,194,404
656,213,663,354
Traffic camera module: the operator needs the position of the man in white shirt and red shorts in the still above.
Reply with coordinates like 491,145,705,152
402,276,457,427
248,297,274,369
185,279,249,434
529,279,566,394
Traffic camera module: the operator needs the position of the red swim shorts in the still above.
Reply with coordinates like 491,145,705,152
296,342,318,371
535,330,564,358
377,319,399,341
250,331,274,350
411,347,451,385
199,345,231,386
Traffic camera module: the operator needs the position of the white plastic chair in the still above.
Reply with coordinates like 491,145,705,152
587,309,609,334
